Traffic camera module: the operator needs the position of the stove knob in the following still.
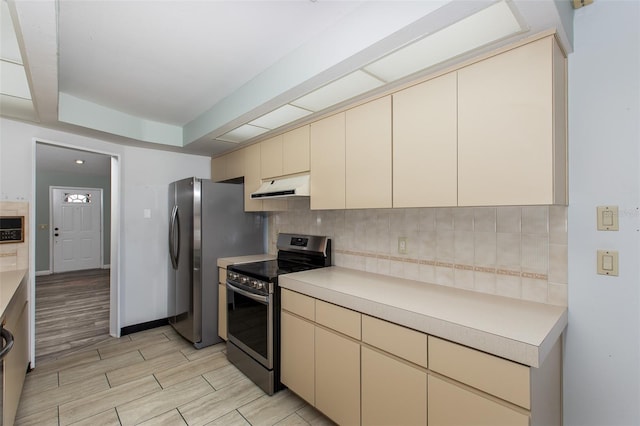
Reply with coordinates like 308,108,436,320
240,276,248,285
257,282,265,291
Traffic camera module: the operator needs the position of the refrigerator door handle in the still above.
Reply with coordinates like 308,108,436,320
169,205,180,269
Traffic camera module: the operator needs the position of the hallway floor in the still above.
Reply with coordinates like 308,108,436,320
35,268,111,363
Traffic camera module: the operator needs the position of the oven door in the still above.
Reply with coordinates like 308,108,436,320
226,282,273,369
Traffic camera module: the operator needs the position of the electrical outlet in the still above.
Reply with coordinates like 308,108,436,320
398,237,408,254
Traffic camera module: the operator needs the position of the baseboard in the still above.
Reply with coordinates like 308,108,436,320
120,318,169,336
35,270,52,276
102,264,111,269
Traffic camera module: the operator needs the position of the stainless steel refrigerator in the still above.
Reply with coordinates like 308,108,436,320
168,177,266,348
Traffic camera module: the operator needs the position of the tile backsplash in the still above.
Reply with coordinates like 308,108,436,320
268,199,568,306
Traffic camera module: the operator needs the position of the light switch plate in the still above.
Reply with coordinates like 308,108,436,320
597,206,619,231
597,250,619,276
398,237,407,254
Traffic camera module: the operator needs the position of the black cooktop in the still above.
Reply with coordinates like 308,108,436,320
229,259,321,282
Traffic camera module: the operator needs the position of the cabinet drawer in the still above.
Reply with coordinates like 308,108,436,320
429,336,530,409
315,300,361,340
362,315,427,368
218,268,226,284
281,289,315,321
428,375,529,426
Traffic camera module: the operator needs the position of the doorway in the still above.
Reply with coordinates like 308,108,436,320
50,186,103,273
34,142,117,362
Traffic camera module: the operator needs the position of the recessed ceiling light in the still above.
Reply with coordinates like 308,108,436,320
75,159,85,164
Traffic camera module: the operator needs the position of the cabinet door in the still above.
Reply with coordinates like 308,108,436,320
458,37,558,206
211,156,226,182
428,375,529,426
280,311,315,404
260,135,283,179
243,144,263,212
218,284,227,340
4,300,28,426
217,268,227,340
393,73,457,207
226,149,245,180
282,125,310,176
362,347,427,426
315,327,360,425
345,96,392,209
310,113,346,210
212,150,245,182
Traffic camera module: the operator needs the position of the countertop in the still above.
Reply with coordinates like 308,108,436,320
1,269,28,316
280,266,567,368
217,254,276,269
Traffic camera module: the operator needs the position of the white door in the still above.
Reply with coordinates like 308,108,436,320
51,187,103,273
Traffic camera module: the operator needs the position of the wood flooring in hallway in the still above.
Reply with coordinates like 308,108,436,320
35,268,111,364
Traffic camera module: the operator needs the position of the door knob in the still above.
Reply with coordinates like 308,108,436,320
54,227,59,231
54,233,59,237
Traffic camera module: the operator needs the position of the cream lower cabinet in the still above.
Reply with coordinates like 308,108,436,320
280,311,315,404
361,347,427,426
428,375,528,426
217,268,227,340
3,275,29,426
280,289,562,426
315,327,361,426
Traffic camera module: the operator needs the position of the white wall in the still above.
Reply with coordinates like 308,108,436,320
565,2,640,425
0,118,212,330
120,146,211,326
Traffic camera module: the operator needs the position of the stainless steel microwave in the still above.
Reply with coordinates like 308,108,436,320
0,216,24,244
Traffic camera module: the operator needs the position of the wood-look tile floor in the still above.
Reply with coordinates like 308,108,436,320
17,325,336,426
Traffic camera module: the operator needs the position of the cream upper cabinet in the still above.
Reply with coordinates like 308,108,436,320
260,135,283,179
211,149,245,182
243,144,263,212
310,113,346,210
457,36,567,206
393,73,458,208
260,126,310,180
283,126,310,176
345,96,392,209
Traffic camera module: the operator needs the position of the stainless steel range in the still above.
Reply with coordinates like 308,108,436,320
226,233,331,395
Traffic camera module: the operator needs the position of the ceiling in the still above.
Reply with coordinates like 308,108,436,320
36,143,111,177
1,0,573,158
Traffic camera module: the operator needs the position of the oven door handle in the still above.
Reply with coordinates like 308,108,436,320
226,282,269,304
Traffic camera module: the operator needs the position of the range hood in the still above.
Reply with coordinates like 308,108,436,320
251,174,310,199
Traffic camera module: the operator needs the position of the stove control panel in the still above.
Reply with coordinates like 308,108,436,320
227,270,271,295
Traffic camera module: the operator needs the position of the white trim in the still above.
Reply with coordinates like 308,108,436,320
102,264,111,269
35,270,52,276
31,138,122,366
